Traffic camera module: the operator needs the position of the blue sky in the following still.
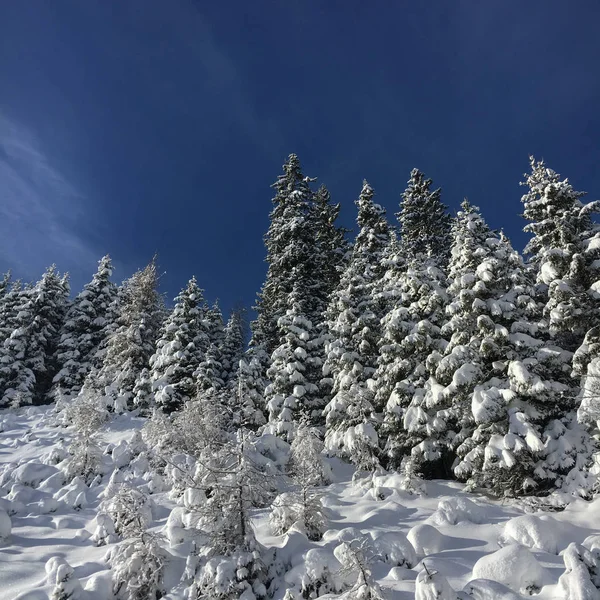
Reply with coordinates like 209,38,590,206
1,1,599,316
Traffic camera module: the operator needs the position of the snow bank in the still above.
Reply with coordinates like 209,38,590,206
472,545,546,594
407,523,447,557
499,514,562,554
429,496,486,526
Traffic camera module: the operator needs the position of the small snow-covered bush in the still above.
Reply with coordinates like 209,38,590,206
407,524,446,557
559,542,600,599
429,496,485,526
91,512,118,546
0,508,11,539
63,392,109,435
270,491,327,541
54,476,88,508
415,565,456,600
194,543,269,600
292,547,344,599
100,485,153,539
334,536,384,600
289,424,331,486
472,545,546,595
109,533,166,600
64,435,104,483
499,514,562,554
46,557,83,600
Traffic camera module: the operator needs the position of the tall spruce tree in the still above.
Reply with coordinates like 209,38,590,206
251,154,315,358
220,309,246,387
323,181,390,468
0,266,70,407
522,157,600,351
375,171,451,468
397,168,452,264
93,259,164,408
51,255,117,399
149,276,210,413
265,284,322,441
0,279,23,344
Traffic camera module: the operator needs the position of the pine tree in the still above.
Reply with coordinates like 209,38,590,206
220,309,246,386
397,168,452,263
251,154,315,357
51,255,117,399
0,279,23,343
521,157,600,351
206,300,226,350
375,174,450,468
324,181,390,469
0,266,70,407
377,259,448,469
0,271,10,295
265,286,322,441
149,277,210,413
93,259,164,409
230,356,267,431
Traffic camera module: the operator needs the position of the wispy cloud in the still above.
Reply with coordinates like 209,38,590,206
0,111,98,285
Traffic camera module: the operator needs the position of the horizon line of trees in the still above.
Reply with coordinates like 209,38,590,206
1,154,600,499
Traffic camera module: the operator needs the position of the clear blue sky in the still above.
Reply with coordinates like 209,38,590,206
1,1,599,316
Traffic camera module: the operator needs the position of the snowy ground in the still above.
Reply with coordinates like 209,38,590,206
1,406,600,599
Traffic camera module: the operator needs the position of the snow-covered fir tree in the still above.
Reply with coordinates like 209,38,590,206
324,181,390,469
149,276,210,413
92,259,164,410
396,168,452,264
0,279,24,343
50,255,117,400
195,343,225,397
0,265,70,407
265,285,322,441
251,154,316,358
375,172,451,468
206,300,226,350
230,355,267,431
220,308,246,386
521,156,600,351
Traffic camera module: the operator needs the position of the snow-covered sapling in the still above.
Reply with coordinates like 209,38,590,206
110,532,166,600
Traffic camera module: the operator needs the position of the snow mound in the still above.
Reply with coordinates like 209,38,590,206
45,556,84,599
462,578,523,599
0,508,11,539
407,523,447,557
430,496,486,526
415,566,456,600
559,542,600,600
14,462,59,487
371,530,417,568
472,545,546,595
499,514,562,554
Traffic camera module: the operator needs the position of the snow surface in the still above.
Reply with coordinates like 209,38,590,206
1,406,600,598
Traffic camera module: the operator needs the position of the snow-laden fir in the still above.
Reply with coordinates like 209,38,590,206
1,154,600,599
